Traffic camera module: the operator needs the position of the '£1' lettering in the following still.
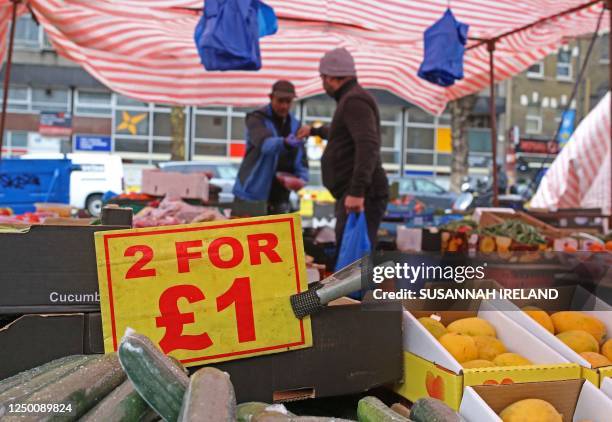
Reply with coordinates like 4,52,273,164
155,285,212,354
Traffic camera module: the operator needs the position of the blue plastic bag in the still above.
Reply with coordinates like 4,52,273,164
418,8,469,87
335,213,371,299
194,0,277,71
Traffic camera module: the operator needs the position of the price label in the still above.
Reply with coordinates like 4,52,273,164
95,214,312,366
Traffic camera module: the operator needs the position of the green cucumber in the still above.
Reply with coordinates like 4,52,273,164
3,353,125,422
238,402,273,422
0,355,95,417
178,367,236,422
80,379,157,422
118,329,189,422
409,398,462,422
0,355,87,394
357,396,410,422
169,356,189,375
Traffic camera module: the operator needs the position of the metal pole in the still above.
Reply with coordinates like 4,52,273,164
488,40,499,206
608,0,611,218
0,0,19,159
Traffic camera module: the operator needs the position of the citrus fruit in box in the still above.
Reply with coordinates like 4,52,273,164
550,311,606,343
579,351,612,368
601,339,612,361
438,333,478,363
447,317,496,337
522,306,555,334
556,330,599,353
462,359,496,369
493,353,532,366
499,399,561,422
418,317,447,339
473,336,507,360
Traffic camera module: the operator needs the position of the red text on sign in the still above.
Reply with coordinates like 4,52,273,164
155,277,256,354
124,245,156,279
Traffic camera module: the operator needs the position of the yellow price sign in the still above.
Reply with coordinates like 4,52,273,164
95,214,312,366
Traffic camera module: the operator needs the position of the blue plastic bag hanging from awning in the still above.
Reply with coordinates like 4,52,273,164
194,0,278,71
418,8,469,87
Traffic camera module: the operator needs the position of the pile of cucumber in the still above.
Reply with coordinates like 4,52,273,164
0,330,463,421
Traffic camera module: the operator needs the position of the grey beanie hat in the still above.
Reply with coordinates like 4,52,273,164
318,47,357,77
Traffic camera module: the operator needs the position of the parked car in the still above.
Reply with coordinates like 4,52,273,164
21,153,124,216
157,161,239,203
388,175,458,210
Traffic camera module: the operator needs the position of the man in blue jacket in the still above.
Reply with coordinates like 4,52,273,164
233,80,309,214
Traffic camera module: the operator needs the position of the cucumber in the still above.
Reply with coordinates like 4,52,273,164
238,402,273,422
390,403,411,419
80,379,157,422
118,329,189,422
178,367,236,422
409,398,462,422
0,355,87,394
3,353,125,422
169,356,189,375
0,355,95,417
357,396,410,422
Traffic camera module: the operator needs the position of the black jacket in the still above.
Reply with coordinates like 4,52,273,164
313,79,388,199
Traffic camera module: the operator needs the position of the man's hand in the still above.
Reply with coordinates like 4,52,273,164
344,195,365,213
296,125,312,139
284,134,303,148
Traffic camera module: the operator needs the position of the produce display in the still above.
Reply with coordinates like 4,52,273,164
523,308,611,367
133,196,228,227
420,316,532,367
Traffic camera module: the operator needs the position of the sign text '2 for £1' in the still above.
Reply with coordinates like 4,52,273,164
95,214,312,366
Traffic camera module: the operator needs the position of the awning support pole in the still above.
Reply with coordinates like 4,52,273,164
488,40,499,207
0,0,20,160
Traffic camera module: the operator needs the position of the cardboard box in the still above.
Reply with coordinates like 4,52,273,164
460,379,612,422
0,224,127,313
208,302,403,403
394,300,580,410
141,169,209,201
493,285,612,387
602,376,612,399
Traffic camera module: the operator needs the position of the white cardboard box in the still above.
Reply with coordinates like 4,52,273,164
460,379,612,422
403,299,571,375
490,286,612,369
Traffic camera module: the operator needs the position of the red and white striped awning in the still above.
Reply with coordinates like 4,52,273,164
530,92,611,214
0,0,609,114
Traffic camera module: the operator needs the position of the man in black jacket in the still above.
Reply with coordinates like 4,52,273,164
298,48,389,251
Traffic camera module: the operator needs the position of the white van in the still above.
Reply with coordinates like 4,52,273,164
20,153,124,216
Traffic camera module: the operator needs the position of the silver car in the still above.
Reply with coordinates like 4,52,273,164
157,161,239,203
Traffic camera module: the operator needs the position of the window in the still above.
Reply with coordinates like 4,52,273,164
31,87,70,112
406,105,434,124
2,131,28,156
526,62,544,78
406,127,435,149
14,15,39,48
115,110,149,136
0,85,29,111
557,49,572,80
525,106,542,134
153,112,172,137
414,179,445,194
195,114,228,139
601,36,609,63
399,179,414,192
75,90,112,116
405,152,434,165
